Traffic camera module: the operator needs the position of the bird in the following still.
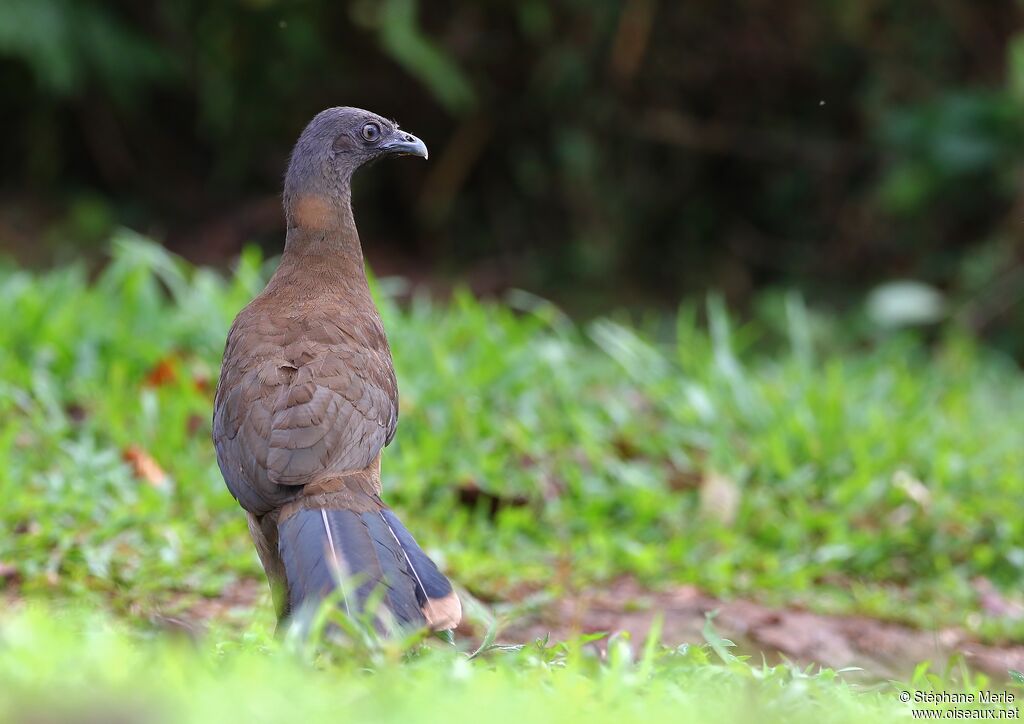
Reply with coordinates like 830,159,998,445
212,107,461,635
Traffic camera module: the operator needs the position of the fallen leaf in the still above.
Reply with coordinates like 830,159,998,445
192,367,212,394
700,471,740,525
144,357,178,387
456,481,529,519
123,445,169,487
892,469,932,509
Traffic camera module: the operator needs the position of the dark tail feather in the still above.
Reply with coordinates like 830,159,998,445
379,509,461,630
278,506,460,633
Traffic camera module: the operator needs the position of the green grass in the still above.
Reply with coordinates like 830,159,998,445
1,233,1023,719
2,605,1006,724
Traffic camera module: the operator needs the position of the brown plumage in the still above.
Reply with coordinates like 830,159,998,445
213,107,460,633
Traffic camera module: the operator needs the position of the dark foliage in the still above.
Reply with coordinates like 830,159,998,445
1,0,1023,337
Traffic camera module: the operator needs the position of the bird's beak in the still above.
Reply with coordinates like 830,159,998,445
381,131,429,160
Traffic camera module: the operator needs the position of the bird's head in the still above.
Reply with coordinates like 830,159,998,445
283,106,427,229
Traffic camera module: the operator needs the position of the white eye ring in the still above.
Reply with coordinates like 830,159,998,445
362,123,381,142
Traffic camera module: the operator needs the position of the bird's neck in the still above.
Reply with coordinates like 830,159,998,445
272,190,372,298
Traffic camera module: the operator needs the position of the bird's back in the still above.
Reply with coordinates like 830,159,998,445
213,276,398,516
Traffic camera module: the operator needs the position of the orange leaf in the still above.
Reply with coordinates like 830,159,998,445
144,357,178,387
123,445,168,487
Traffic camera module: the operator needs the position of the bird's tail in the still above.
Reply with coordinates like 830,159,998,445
277,503,461,634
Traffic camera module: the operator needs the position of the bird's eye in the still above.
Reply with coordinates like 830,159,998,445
361,123,381,142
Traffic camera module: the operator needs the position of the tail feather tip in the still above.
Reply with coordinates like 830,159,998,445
423,589,462,631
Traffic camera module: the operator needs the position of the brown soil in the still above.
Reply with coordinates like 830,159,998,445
155,576,1024,680
496,578,1024,680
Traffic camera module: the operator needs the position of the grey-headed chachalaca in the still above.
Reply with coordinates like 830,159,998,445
213,107,460,633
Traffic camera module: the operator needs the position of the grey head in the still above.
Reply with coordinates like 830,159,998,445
283,107,427,229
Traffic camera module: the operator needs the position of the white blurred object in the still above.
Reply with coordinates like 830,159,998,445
866,280,946,328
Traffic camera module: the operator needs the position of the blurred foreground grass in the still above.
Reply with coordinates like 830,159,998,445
1,233,1023,712
0,605,985,724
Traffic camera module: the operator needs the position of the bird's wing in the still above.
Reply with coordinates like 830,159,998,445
213,305,398,515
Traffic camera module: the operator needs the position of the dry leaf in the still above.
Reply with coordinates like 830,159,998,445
700,471,740,525
123,445,169,487
144,357,178,387
192,366,212,394
456,480,529,519
892,469,931,509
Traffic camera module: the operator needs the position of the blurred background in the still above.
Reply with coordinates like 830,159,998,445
2,0,1023,354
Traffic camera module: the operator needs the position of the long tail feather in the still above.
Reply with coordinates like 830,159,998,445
277,506,459,633
379,509,462,630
